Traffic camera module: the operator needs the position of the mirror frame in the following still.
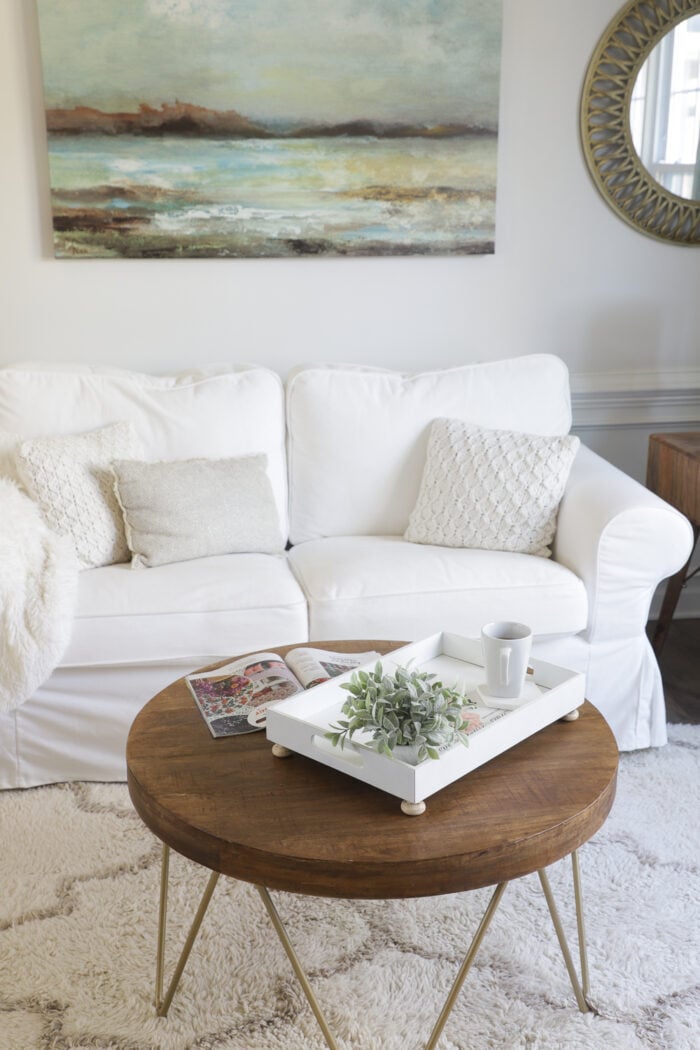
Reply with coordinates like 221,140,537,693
581,0,700,245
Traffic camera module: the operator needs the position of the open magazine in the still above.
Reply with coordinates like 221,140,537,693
187,647,380,738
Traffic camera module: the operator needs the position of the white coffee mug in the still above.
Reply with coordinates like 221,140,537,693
481,621,533,699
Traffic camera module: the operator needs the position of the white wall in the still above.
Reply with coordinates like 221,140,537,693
2,0,699,378
1,0,698,611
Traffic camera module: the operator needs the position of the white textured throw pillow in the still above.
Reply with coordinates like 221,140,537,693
112,454,285,568
15,421,141,568
405,419,580,557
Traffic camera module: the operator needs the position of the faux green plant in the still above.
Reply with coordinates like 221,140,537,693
326,662,475,763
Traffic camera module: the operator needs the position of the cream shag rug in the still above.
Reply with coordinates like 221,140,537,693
1,725,699,1050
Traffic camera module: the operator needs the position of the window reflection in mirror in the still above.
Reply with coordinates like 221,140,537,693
631,14,700,200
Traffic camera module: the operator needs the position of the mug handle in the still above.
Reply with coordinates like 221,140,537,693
499,647,511,685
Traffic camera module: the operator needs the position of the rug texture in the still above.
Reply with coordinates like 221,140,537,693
1,724,698,1050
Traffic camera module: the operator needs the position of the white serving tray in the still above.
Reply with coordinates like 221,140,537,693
265,632,585,813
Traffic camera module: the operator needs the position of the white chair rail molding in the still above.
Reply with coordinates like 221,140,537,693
0,354,693,789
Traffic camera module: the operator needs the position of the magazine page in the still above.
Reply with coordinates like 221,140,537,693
186,652,303,738
285,647,381,690
426,702,507,758
460,702,508,738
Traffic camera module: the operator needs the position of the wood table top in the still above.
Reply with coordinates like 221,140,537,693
649,432,700,458
647,431,700,525
127,640,619,899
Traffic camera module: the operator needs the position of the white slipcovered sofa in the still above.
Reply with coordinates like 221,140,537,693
0,356,692,789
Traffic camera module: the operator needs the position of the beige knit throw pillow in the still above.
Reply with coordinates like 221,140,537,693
111,453,285,568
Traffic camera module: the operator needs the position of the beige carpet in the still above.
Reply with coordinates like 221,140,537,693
1,725,699,1050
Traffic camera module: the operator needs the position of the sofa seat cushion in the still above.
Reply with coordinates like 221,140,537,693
287,536,588,641
62,553,308,667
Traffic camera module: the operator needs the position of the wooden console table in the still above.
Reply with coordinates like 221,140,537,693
646,433,700,654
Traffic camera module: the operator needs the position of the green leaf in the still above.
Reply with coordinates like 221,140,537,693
329,659,472,760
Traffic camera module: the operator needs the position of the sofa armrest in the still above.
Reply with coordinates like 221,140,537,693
553,444,694,642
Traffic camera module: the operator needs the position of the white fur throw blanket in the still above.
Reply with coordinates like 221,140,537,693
0,479,79,712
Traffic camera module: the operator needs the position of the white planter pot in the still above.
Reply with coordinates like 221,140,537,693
391,744,424,766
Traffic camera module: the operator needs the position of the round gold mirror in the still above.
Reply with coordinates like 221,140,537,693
581,0,700,244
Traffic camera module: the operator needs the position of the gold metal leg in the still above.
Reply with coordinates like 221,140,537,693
538,860,589,1013
257,886,340,1050
256,881,508,1050
424,881,508,1050
153,848,593,1043
155,843,220,1017
571,850,590,998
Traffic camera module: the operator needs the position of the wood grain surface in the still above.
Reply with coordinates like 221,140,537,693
647,432,700,524
127,640,619,899
646,433,700,653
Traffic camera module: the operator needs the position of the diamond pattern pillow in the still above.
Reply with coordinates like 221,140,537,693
404,418,580,557
15,421,142,568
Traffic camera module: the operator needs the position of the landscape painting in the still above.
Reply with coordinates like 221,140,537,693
36,1,502,258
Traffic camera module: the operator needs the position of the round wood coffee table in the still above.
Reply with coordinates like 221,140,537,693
127,640,618,1050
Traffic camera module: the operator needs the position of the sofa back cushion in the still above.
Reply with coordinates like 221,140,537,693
0,362,289,537
286,356,573,543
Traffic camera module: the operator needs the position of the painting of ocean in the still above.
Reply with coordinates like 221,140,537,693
37,2,502,259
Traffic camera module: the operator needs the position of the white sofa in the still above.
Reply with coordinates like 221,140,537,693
0,356,692,789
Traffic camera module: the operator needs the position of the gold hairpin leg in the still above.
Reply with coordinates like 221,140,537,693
257,886,341,1050
424,881,508,1050
155,844,220,1017
572,850,590,998
256,881,508,1050
152,848,593,1042
538,854,589,1013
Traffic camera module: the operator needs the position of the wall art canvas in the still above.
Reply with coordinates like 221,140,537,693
36,1,502,258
